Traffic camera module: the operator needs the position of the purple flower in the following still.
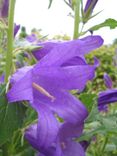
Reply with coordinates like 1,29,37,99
103,73,113,89
98,89,117,111
0,0,9,18
25,122,86,156
83,0,98,23
7,35,103,154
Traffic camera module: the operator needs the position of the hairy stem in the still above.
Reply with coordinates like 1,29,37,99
5,0,16,83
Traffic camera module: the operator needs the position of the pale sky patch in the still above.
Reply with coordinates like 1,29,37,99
14,0,117,44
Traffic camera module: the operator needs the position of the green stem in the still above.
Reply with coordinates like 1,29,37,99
73,0,80,39
5,0,16,83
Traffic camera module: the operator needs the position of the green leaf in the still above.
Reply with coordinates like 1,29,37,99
89,18,117,31
79,93,97,112
0,85,26,145
48,0,53,9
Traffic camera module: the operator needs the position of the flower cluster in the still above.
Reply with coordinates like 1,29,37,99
7,35,103,155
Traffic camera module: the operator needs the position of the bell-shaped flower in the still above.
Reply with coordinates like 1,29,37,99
7,35,103,152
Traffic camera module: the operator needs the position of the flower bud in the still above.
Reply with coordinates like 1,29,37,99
103,73,113,89
83,0,98,23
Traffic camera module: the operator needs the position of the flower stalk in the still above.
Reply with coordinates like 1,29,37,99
73,0,80,39
5,0,15,83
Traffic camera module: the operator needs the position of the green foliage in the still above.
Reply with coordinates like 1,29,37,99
85,45,117,93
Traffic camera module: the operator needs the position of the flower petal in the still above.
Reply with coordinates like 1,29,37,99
39,36,103,67
61,56,87,67
10,66,33,84
63,140,85,156
25,103,59,155
7,70,33,102
98,89,117,109
35,102,59,150
33,89,88,124
33,63,96,91
59,122,84,141
33,41,60,60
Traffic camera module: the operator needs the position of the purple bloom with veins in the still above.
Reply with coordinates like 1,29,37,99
7,35,103,155
103,73,113,89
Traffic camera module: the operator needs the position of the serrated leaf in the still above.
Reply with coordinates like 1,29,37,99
89,18,117,31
